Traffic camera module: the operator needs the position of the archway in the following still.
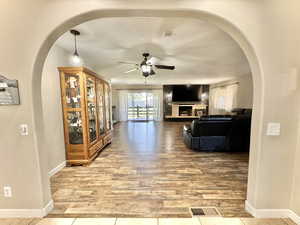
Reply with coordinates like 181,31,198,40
32,9,264,214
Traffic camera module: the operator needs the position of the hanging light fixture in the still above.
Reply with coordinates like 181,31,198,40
140,53,153,77
140,61,151,77
70,29,82,66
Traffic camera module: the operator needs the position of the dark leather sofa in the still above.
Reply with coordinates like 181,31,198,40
183,109,252,152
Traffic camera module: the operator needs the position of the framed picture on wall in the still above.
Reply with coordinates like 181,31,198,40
0,75,20,105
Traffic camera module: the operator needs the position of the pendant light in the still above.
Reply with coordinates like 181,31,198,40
70,29,82,66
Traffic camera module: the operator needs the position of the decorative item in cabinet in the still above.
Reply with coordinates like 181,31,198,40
65,74,81,108
66,111,83,144
86,76,98,144
104,83,112,131
87,102,97,142
96,79,105,136
58,67,113,166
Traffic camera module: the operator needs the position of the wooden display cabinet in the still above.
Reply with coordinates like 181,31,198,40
58,67,112,166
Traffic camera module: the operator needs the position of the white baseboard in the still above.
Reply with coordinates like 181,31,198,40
245,200,300,224
0,199,53,218
48,161,66,177
43,199,54,216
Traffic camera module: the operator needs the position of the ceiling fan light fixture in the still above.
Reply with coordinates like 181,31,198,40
141,61,152,74
142,72,150,77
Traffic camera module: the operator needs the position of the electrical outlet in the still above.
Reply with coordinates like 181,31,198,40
4,186,12,198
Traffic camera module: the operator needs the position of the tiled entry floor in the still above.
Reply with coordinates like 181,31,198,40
0,217,296,225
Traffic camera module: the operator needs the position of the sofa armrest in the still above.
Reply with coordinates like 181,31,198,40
183,131,201,150
183,124,191,132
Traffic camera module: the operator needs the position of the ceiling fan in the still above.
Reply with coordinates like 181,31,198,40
119,53,175,78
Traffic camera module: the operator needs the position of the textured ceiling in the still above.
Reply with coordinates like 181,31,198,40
55,17,251,85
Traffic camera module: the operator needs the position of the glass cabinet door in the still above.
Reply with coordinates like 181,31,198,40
104,83,111,131
66,111,83,144
86,76,97,143
64,74,81,108
96,80,105,135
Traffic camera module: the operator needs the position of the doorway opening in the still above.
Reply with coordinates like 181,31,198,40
128,92,154,121
32,9,263,220
44,16,254,217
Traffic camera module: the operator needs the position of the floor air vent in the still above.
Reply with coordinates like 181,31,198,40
190,207,221,217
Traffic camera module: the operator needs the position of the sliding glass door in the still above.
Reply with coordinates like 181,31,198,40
127,92,154,121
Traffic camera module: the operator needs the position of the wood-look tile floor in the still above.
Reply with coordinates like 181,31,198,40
49,122,250,218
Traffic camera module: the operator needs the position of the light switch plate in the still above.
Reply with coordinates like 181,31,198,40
4,186,12,198
267,122,281,136
20,124,29,136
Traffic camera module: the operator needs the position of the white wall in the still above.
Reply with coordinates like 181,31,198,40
263,0,300,217
249,0,300,212
41,45,70,173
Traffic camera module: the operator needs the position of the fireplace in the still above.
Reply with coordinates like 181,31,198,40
179,106,193,116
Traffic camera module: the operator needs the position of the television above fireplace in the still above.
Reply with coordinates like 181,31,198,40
167,85,209,102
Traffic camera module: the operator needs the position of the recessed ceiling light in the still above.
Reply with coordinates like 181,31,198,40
164,30,173,37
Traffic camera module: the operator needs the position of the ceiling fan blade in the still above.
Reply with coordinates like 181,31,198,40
155,65,175,70
118,61,138,65
124,68,139,74
147,56,160,65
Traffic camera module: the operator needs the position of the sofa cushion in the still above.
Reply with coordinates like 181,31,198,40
191,120,232,137
199,136,227,151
